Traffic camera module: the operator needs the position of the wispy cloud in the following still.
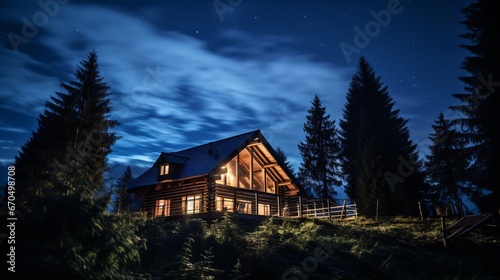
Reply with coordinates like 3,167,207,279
0,4,351,170
0,126,27,133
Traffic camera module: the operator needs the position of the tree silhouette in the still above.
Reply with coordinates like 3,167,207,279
113,165,134,214
13,51,145,279
450,0,500,212
298,95,341,198
425,113,469,216
275,147,294,176
340,57,424,216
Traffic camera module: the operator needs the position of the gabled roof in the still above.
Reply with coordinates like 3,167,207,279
128,130,261,189
128,130,304,195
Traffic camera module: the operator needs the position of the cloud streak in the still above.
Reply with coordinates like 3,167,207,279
0,4,351,169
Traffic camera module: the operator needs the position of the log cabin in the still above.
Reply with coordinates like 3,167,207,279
127,130,305,218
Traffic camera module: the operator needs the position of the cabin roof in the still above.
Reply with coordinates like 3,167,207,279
128,130,303,193
129,129,302,191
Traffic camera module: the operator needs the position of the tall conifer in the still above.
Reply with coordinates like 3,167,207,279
340,58,423,215
450,0,500,212
298,95,341,198
13,51,145,279
425,113,469,216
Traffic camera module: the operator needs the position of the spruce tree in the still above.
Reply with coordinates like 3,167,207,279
298,95,341,198
113,165,134,214
15,50,118,208
13,51,145,279
425,113,469,216
450,0,500,212
339,57,423,216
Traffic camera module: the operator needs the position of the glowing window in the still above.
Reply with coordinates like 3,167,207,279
216,197,234,212
182,194,202,214
155,199,170,217
160,164,169,175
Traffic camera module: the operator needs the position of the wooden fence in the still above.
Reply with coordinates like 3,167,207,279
282,197,358,220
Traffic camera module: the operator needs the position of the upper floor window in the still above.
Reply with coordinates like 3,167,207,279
160,164,170,175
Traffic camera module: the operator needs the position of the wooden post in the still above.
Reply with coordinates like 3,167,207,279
277,196,281,217
314,200,317,217
255,193,258,215
418,201,423,220
298,196,303,217
441,215,448,249
233,189,237,213
341,199,347,219
327,199,332,221
376,199,379,220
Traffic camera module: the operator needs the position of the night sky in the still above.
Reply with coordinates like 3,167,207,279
0,0,473,194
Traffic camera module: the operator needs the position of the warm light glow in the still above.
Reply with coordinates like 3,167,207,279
155,199,170,217
183,194,202,214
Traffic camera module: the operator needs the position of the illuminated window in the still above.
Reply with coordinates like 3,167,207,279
182,194,202,214
216,197,234,212
155,199,170,217
258,203,270,216
160,164,169,175
266,173,276,194
236,200,252,214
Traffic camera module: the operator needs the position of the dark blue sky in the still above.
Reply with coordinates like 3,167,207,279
0,0,472,192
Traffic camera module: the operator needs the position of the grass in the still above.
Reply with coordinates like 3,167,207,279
247,216,499,279
137,215,500,280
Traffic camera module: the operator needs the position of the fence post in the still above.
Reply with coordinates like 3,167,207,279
341,199,347,219
327,199,332,221
298,196,303,217
418,201,423,220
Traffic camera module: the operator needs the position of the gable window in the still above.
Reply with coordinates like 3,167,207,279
160,164,170,175
155,199,170,217
182,194,202,214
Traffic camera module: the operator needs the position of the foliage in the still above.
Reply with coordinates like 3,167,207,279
275,147,295,176
113,165,134,213
228,258,250,280
164,237,222,280
298,95,342,198
11,51,146,279
425,113,470,216
450,0,500,213
134,214,499,280
339,57,424,216
209,212,244,245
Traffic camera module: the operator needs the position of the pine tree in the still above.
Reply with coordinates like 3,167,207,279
339,57,423,216
450,0,500,212
275,147,294,176
425,113,469,216
114,165,134,214
12,51,145,279
298,95,341,198
15,50,118,208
